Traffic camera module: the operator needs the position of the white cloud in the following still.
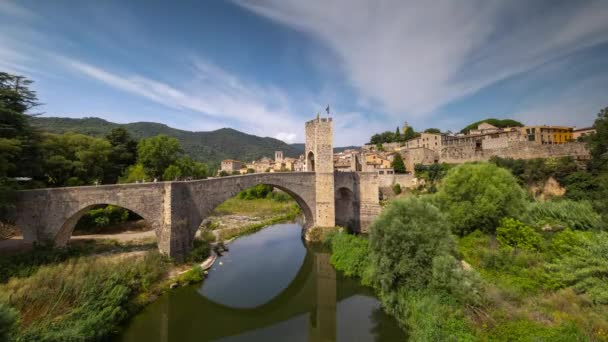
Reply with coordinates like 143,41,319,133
237,0,608,119
59,56,303,140
275,132,297,144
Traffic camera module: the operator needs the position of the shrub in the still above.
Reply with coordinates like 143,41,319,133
430,255,483,307
380,288,476,342
435,163,527,236
75,205,130,232
185,239,211,263
392,183,402,195
549,228,588,256
370,197,455,292
0,252,169,341
326,231,373,285
237,184,274,200
550,231,608,304
523,200,604,231
0,302,18,342
496,218,542,252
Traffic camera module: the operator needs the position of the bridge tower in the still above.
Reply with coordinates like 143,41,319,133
305,115,335,227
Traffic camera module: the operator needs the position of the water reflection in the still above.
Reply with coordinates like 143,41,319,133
116,223,404,341
308,252,336,342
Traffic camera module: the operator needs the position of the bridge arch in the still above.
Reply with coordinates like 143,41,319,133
183,173,316,244
55,202,158,246
307,151,315,172
334,187,360,232
14,182,167,247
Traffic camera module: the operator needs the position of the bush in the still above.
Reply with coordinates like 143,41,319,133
496,218,542,252
435,163,527,236
523,200,604,231
550,231,608,304
392,183,402,195
370,197,455,292
237,184,274,200
380,288,476,342
549,228,588,256
430,255,483,307
0,302,18,342
325,231,373,285
0,252,169,341
185,239,211,263
75,205,130,232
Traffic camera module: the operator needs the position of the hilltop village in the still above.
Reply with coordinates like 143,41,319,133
220,120,595,188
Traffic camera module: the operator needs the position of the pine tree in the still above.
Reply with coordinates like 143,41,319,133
392,153,406,174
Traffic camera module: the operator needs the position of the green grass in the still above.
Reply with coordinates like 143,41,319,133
458,229,608,341
212,197,297,218
0,251,171,341
0,239,157,283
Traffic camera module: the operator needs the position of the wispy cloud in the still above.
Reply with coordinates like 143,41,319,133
60,56,303,141
237,0,608,119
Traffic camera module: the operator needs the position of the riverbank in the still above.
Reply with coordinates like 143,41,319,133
0,237,212,341
203,197,301,241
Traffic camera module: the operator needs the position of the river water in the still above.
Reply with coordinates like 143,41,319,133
115,223,406,341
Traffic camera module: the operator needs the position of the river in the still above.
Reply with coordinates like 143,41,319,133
115,223,406,341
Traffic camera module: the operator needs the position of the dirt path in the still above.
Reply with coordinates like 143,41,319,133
71,230,156,242
0,230,156,255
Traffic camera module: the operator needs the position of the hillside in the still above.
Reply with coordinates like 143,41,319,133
460,118,524,134
31,117,302,168
290,143,359,154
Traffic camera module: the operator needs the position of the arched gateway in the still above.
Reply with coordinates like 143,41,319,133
13,116,381,260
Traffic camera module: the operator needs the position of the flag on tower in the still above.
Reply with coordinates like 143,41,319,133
326,104,330,115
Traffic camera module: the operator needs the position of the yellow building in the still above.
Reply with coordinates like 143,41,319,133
521,126,573,145
364,152,391,169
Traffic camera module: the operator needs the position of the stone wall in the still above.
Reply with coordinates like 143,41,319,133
440,141,590,164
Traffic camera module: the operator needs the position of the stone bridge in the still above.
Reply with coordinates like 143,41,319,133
15,171,380,259
13,116,381,259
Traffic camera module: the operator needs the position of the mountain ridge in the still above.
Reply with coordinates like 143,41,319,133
31,116,302,168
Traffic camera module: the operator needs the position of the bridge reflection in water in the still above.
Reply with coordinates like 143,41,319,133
116,224,404,341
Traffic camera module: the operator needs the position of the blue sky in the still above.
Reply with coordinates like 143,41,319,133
1,0,607,146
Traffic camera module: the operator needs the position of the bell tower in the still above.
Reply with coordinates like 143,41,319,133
305,115,335,227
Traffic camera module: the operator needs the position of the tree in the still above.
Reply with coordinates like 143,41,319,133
370,197,455,292
40,132,112,186
404,126,417,141
391,153,406,173
137,135,182,178
0,72,43,215
119,163,149,183
424,128,441,134
395,126,401,141
435,163,527,236
163,165,182,181
164,157,207,181
104,128,137,184
588,107,608,173
459,118,523,134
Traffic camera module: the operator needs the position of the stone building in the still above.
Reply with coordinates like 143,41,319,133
402,147,439,173
404,132,445,151
573,127,596,140
220,159,243,174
